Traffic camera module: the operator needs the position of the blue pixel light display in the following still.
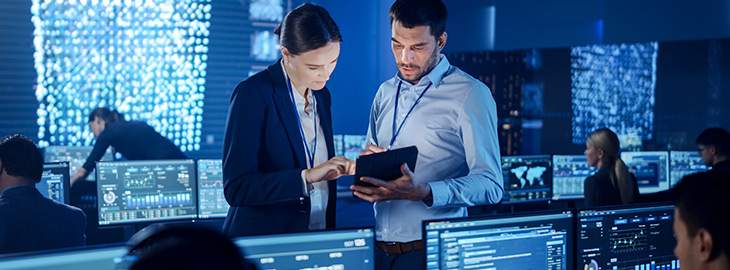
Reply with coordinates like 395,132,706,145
571,42,658,144
31,0,211,152
249,0,283,22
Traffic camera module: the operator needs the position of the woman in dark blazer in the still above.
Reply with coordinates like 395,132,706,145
222,3,352,237
583,128,640,207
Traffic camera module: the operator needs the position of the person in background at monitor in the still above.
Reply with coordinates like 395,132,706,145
70,107,187,185
0,134,86,254
583,128,639,207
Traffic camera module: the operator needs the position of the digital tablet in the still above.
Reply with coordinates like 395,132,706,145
353,146,418,187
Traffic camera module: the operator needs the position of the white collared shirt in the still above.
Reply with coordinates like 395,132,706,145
367,55,504,242
282,63,329,230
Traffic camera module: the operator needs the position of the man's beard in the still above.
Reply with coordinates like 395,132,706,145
398,47,440,83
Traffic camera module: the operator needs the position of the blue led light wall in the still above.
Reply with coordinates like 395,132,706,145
31,0,212,152
571,42,658,144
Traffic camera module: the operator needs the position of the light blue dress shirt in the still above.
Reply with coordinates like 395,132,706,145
366,54,504,242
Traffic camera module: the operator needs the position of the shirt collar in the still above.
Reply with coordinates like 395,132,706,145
395,54,451,88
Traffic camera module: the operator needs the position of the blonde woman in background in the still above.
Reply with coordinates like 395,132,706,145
583,128,639,207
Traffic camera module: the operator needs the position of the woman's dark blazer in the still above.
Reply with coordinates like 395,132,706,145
222,59,336,237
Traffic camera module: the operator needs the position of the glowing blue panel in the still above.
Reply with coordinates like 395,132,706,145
31,0,211,153
251,31,279,61
571,42,658,144
249,0,284,22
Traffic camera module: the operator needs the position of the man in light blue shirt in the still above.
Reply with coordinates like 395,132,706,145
349,0,504,269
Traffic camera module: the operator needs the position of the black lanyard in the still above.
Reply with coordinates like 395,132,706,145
389,80,433,148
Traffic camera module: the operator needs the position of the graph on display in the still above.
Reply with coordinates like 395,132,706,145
669,151,708,186
621,151,670,194
197,159,229,219
610,226,648,253
235,228,375,270
31,1,211,152
578,205,678,270
44,146,113,181
96,160,197,225
571,42,658,144
501,155,552,203
552,155,595,200
424,211,574,270
37,162,70,204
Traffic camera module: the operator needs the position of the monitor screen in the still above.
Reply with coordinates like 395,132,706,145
37,162,71,204
343,135,367,161
578,204,677,270
333,134,344,156
197,159,229,219
43,146,113,181
0,245,127,270
96,160,197,225
621,151,670,194
669,151,708,186
500,155,552,203
424,211,574,270
552,155,595,200
235,228,375,270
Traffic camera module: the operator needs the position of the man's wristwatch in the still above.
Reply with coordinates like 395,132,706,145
422,190,434,207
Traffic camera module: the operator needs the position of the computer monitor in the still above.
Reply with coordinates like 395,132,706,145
0,245,127,270
621,151,670,194
37,162,71,204
669,151,708,186
423,211,574,270
96,160,197,225
577,204,678,270
43,146,113,181
343,135,367,161
500,155,552,203
552,155,595,200
235,228,375,270
196,159,229,219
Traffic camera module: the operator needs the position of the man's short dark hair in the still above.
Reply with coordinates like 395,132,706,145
0,135,43,183
389,0,447,39
673,171,730,260
696,127,730,156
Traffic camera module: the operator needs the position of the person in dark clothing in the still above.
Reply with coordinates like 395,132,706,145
583,128,640,207
697,127,730,173
641,127,730,203
70,107,187,185
124,224,257,270
0,135,86,254
222,4,352,237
